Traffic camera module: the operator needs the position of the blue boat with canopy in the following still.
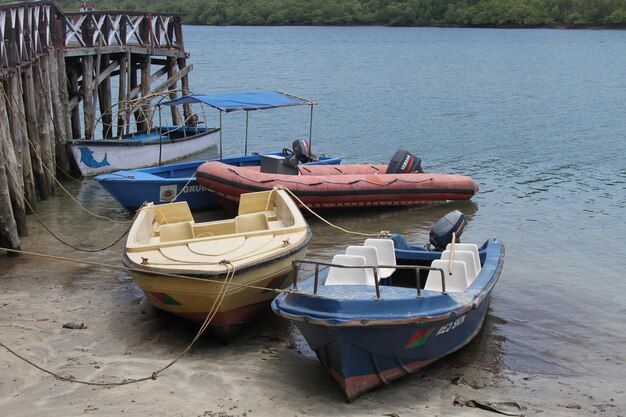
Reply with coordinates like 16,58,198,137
95,91,340,211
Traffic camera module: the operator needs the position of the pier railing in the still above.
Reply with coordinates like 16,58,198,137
0,1,60,69
1,2,185,70
63,11,184,56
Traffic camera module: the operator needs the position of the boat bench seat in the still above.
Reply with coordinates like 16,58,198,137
159,221,195,242
235,212,270,233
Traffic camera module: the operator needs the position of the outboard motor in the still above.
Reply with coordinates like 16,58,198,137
428,210,467,251
386,149,424,174
283,139,316,167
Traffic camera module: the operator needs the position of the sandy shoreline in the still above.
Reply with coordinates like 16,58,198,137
0,252,622,417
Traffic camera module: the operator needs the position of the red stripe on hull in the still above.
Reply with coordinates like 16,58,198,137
178,300,270,327
328,357,439,402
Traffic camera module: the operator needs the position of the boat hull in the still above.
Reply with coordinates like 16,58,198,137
126,248,304,328
95,154,341,211
272,239,504,401
291,293,491,401
197,162,479,212
70,127,219,176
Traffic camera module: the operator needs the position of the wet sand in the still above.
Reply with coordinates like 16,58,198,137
0,212,622,417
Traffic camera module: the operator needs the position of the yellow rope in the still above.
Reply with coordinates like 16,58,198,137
167,172,197,204
0,246,297,294
0,259,237,387
272,185,389,238
1,164,130,252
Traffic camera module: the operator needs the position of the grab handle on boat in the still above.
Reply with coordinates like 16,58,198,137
448,232,456,276
313,264,320,295
291,261,299,291
292,260,450,297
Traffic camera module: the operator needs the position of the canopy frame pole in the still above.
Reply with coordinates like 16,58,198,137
157,104,163,165
244,110,249,155
308,104,314,157
219,110,223,159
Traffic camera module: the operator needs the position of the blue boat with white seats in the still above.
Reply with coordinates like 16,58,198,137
272,211,505,401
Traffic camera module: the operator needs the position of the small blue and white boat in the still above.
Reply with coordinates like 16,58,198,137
95,90,341,210
69,92,222,177
272,211,505,401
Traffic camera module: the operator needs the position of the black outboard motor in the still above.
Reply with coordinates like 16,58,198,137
283,139,316,167
428,210,467,251
386,149,424,174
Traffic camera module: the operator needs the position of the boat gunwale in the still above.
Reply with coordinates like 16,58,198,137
122,227,312,281
272,239,504,327
124,189,312,278
70,127,220,147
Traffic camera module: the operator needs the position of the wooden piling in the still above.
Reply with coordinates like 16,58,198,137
82,55,95,139
34,57,56,196
0,82,27,236
98,54,113,138
0,140,21,255
22,64,49,201
47,50,71,173
6,71,36,213
0,3,190,254
116,54,128,138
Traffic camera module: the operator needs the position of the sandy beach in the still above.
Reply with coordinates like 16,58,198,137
1,246,622,417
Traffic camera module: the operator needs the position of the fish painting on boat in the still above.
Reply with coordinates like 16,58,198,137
77,147,110,169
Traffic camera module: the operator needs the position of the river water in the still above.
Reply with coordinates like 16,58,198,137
5,26,626,406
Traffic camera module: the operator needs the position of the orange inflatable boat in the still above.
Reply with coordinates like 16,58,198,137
196,150,479,212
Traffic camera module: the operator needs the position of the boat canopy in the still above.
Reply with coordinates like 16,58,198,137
162,91,315,112
162,91,317,159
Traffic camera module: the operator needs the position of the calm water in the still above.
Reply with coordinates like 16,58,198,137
19,27,626,386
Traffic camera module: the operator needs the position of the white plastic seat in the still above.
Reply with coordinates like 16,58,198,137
425,259,469,293
324,254,372,286
441,250,479,284
345,246,379,283
446,243,481,273
363,238,396,279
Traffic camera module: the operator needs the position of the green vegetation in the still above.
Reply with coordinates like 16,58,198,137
44,0,626,27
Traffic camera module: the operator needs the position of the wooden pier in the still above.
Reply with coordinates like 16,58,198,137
0,1,193,253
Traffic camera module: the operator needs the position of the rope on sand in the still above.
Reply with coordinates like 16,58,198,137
0,256,237,387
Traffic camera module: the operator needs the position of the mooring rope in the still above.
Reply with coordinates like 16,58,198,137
1,166,131,252
0,83,131,224
272,185,390,238
0,258,237,387
167,172,197,204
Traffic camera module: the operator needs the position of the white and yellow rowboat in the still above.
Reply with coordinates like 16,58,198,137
123,189,311,334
